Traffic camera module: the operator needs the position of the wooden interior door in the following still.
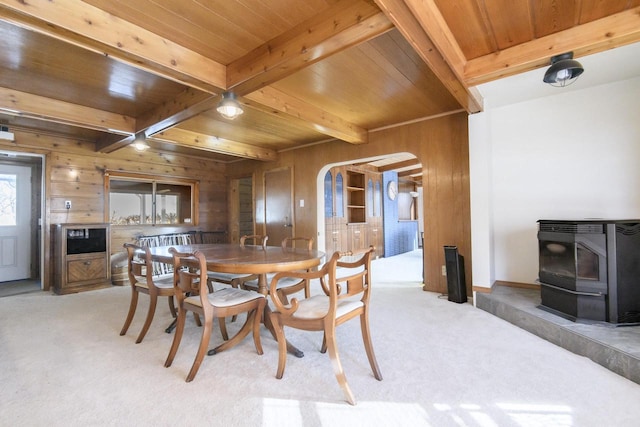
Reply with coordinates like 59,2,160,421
228,176,253,245
264,168,293,246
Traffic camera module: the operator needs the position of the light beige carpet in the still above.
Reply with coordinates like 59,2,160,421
2,251,640,426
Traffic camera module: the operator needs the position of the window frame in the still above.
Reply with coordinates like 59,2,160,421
104,171,199,226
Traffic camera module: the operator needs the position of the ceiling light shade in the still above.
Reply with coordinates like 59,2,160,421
217,92,244,120
543,52,584,87
131,132,149,151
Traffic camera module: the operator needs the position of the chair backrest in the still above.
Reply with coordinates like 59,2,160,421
281,236,314,250
332,247,374,303
135,232,194,276
270,246,374,317
170,248,210,311
240,234,268,248
124,243,155,287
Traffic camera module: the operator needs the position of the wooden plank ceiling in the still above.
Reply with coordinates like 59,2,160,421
0,0,638,174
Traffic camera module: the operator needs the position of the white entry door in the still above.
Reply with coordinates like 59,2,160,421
0,165,32,282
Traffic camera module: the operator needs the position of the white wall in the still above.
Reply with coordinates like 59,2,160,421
470,76,640,288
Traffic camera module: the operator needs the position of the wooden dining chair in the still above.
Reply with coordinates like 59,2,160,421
206,234,268,289
237,236,314,302
268,246,382,405
165,249,266,382
120,243,177,343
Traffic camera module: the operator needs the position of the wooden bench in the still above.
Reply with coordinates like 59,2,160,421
111,230,227,286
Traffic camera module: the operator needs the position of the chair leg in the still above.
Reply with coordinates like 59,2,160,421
193,312,202,327
165,308,187,368
251,301,265,355
168,295,177,318
208,306,263,355
135,293,158,344
186,316,213,382
120,288,139,336
271,314,288,379
360,312,383,381
218,316,229,341
324,327,356,405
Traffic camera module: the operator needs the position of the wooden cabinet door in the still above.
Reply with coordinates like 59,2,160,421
348,224,365,251
67,253,108,284
325,219,336,254
370,217,384,257
326,217,347,255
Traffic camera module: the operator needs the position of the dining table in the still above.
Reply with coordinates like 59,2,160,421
148,243,325,357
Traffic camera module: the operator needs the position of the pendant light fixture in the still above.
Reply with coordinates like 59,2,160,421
543,52,584,87
131,132,150,151
217,92,244,120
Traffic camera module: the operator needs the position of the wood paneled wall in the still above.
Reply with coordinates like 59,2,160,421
0,129,228,290
2,112,470,295
228,112,471,294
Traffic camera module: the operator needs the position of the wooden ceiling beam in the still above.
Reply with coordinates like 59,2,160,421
465,7,640,86
0,87,134,135
96,88,219,153
151,128,278,162
398,167,422,177
136,89,218,137
402,175,422,183
244,87,368,144
377,159,421,172
227,0,394,95
95,134,135,154
374,0,483,113
0,0,226,93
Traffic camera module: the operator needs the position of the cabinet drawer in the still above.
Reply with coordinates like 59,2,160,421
67,255,107,283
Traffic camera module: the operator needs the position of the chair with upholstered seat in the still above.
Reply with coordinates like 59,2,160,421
268,246,381,405
120,243,177,343
165,249,266,382
237,236,314,302
206,234,268,289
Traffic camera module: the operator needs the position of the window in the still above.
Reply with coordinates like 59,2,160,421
324,171,333,218
106,172,198,225
335,172,344,217
0,173,17,225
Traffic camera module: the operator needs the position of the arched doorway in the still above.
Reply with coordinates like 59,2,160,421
317,153,423,285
